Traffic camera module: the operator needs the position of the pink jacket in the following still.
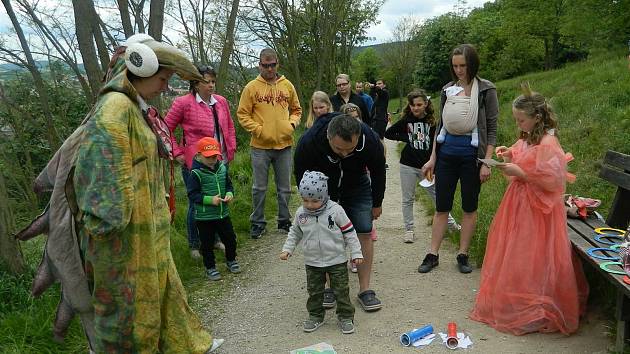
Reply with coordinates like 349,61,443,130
165,93,236,168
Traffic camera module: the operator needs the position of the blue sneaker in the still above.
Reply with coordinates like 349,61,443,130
206,268,222,281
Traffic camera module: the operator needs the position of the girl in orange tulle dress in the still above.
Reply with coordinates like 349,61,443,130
470,86,588,335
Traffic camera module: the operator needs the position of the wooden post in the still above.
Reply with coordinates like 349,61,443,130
616,290,630,352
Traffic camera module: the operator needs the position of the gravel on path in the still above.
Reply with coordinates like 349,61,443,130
193,138,611,354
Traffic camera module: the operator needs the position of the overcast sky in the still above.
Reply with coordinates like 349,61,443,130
366,0,490,44
0,0,491,45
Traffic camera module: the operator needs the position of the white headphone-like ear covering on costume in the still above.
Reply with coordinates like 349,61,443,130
124,42,159,77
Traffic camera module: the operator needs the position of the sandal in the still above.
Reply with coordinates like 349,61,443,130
357,290,382,311
227,260,241,274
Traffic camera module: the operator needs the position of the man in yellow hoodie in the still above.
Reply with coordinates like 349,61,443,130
237,48,303,238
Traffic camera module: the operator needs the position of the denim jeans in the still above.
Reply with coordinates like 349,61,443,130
338,174,373,234
250,147,292,228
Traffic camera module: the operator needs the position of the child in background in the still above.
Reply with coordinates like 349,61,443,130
188,137,241,281
305,91,334,128
340,102,362,120
280,171,363,334
470,85,588,335
384,90,460,243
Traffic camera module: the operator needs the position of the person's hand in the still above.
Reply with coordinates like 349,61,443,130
280,251,290,260
496,163,525,179
479,164,491,183
495,146,512,161
386,112,392,122
353,258,364,266
222,194,233,203
422,159,435,180
212,195,222,206
175,155,186,165
372,207,382,220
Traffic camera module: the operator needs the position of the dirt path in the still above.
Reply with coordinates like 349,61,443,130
195,138,611,353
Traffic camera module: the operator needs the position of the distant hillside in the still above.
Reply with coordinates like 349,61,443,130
0,60,55,72
352,42,392,57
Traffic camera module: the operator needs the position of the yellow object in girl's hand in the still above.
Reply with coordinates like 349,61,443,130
427,170,433,182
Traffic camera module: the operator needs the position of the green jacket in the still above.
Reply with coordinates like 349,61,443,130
188,159,234,220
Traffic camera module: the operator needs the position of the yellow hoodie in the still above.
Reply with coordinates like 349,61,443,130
237,74,302,149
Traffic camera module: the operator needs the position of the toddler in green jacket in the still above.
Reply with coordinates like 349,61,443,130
188,137,240,281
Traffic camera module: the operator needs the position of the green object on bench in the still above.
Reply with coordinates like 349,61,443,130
567,150,630,353
600,261,626,275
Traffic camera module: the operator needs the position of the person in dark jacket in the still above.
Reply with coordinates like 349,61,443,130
330,74,372,126
188,137,240,281
368,79,390,139
294,113,385,312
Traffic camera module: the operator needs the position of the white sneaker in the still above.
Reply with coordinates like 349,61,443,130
207,338,224,353
190,249,202,259
403,230,415,243
349,260,357,273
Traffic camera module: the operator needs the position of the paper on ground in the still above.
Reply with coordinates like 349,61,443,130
438,332,473,349
290,342,336,354
412,333,437,347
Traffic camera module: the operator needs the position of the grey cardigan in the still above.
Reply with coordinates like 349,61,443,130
282,200,363,267
438,78,498,159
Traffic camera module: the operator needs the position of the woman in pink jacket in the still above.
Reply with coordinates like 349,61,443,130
165,65,236,258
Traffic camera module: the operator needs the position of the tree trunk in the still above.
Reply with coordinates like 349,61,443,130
72,0,103,99
543,38,551,70
216,0,239,93
2,0,60,150
176,0,198,64
133,0,146,33
89,4,111,73
148,0,165,41
0,172,25,275
117,0,134,37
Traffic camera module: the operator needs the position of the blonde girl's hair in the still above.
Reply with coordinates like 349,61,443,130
512,83,558,145
306,91,333,128
340,103,362,121
402,90,435,126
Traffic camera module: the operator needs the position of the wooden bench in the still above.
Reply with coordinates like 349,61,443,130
567,150,630,352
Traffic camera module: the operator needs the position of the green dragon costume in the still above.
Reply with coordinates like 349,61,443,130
16,35,216,353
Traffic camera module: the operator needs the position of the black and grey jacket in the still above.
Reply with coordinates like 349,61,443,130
294,112,386,208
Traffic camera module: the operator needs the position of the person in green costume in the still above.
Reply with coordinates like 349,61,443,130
73,33,224,353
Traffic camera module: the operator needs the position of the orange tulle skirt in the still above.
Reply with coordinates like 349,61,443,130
470,137,588,335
